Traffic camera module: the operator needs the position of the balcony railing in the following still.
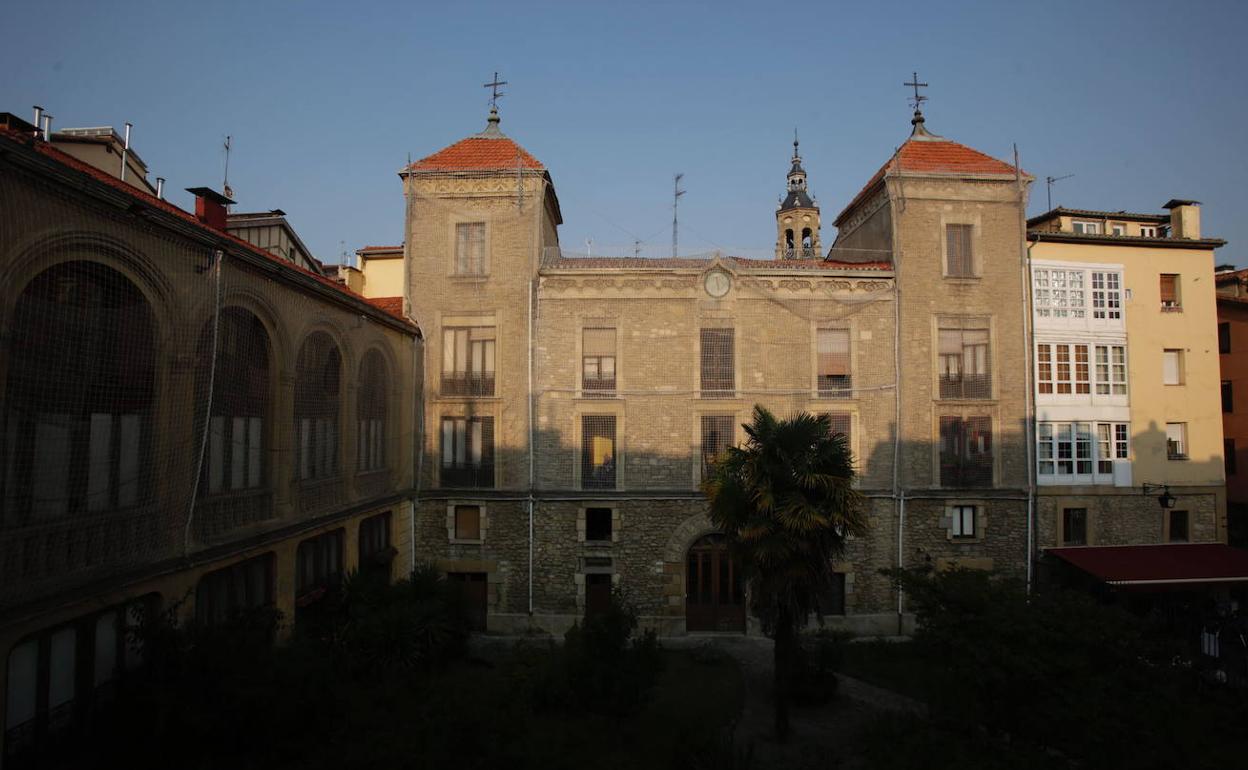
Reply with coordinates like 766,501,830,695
583,376,616,397
817,374,853,399
442,463,496,489
441,372,496,397
939,373,992,400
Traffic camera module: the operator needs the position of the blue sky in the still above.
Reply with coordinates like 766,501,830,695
2,0,1243,264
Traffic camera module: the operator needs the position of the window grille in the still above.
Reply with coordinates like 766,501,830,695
581,416,617,490
585,507,613,542
817,328,852,397
945,224,974,276
939,416,993,488
821,412,852,449
442,326,496,396
1062,508,1087,545
357,350,387,472
700,328,735,397
441,416,494,488
951,505,976,538
201,308,269,494
296,529,344,601
196,553,275,625
938,327,991,399
700,415,735,479
454,504,482,540
1165,423,1187,459
582,327,617,396
455,222,486,275
2,261,155,521
294,332,341,481
1160,274,1180,308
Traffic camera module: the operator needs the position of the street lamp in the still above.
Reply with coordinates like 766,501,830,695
1142,483,1177,509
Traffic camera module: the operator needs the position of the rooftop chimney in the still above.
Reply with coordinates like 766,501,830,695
186,187,235,231
1163,199,1201,240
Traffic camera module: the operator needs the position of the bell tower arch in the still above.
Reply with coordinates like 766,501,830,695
775,132,822,259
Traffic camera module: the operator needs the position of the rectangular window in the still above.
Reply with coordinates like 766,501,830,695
1163,349,1183,385
1140,225,1158,238
1111,223,1126,236
1166,422,1187,460
196,554,275,626
951,505,976,538
585,507,613,542
1096,423,1130,475
1062,508,1088,546
296,530,344,603
296,416,338,482
441,326,496,396
1072,221,1101,234
454,222,486,275
585,573,613,619
945,223,974,277
938,327,991,399
1220,322,1232,354
358,417,384,473
1090,272,1122,321
817,327,852,397
824,412,852,448
1160,274,1180,308
1032,269,1086,319
207,415,264,493
701,415,735,480
440,416,495,488
581,415,617,490
582,327,617,396
1169,510,1189,543
359,512,392,568
1224,381,1234,413
1037,343,1090,395
1038,421,1127,480
1094,345,1128,395
939,416,993,488
700,328,735,397
1226,439,1237,477
454,504,482,541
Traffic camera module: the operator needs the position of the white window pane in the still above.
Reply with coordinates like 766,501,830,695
49,627,77,708
1163,351,1179,384
442,329,456,374
231,416,246,490
470,421,482,464
484,339,496,374
94,612,118,686
456,330,469,374
88,413,113,510
442,421,454,465
209,416,225,492
117,415,141,507
5,639,38,729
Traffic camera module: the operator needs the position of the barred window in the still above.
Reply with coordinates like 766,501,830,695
442,326,496,396
700,328,735,397
196,553,275,626
939,416,993,488
817,328,851,397
581,416,617,490
455,222,486,275
945,224,974,277
357,350,387,472
2,262,155,521
821,412,852,448
296,529,344,603
938,327,991,399
701,415,735,479
294,332,341,481
1062,508,1087,546
201,308,269,495
441,416,494,488
582,327,617,396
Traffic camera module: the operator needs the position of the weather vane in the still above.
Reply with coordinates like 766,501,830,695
904,71,929,111
484,71,508,109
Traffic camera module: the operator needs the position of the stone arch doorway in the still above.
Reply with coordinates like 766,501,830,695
685,534,745,633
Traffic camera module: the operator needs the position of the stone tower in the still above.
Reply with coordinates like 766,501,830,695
775,133,821,259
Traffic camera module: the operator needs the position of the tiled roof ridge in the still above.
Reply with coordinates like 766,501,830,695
407,134,544,172
0,126,416,330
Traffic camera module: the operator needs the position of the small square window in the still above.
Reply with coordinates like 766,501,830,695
1168,510,1189,543
951,505,976,538
1062,508,1088,546
455,505,482,541
585,507,613,542
1073,221,1102,235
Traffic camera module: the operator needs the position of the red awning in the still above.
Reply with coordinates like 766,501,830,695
1046,544,1248,587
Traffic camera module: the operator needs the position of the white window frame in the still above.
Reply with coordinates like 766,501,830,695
1072,220,1102,234
1163,349,1184,385
1139,225,1158,238
1032,262,1124,333
1166,422,1188,460
950,504,976,538
453,221,487,276
1037,421,1129,485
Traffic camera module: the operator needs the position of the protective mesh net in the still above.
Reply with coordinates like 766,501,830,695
0,156,416,613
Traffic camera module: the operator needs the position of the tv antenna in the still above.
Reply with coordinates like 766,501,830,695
1045,174,1074,211
672,173,685,258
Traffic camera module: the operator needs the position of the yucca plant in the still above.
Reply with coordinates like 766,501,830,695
702,406,867,739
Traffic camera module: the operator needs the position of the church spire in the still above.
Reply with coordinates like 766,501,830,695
775,130,821,259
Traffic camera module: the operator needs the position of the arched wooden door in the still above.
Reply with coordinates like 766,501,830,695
686,534,745,632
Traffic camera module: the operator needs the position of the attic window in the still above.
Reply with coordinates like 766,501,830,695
1072,221,1101,235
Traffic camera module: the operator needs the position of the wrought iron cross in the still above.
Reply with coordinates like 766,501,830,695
484,72,508,108
904,71,928,110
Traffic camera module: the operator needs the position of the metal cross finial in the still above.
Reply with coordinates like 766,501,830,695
904,71,929,111
484,71,508,108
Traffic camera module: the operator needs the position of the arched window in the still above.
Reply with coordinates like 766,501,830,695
785,229,795,248
2,261,155,521
198,308,270,494
357,350,387,472
294,332,341,481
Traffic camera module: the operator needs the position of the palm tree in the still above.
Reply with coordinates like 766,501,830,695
702,406,866,740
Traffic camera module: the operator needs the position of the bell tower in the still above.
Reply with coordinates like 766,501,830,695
775,131,821,259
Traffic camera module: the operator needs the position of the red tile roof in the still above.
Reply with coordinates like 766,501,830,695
541,255,891,272
835,134,1023,226
358,245,403,253
1047,544,1248,587
0,126,417,331
407,136,544,172
366,296,406,317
